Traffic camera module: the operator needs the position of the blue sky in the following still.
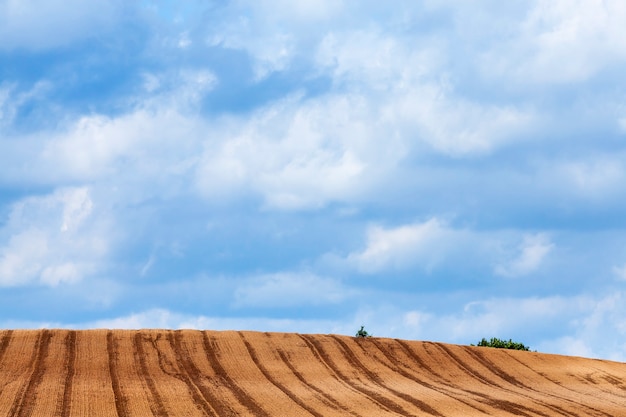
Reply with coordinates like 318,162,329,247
2,0,626,360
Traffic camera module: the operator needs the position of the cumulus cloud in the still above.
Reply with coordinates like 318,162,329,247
481,0,626,84
204,0,345,79
41,109,199,183
0,187,110,286
195,94,380,210
345,218,459,274
316,29,533,156
495,233,554,278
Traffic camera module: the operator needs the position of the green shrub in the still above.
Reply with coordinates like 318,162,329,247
355,326,371,338
473,337,530,351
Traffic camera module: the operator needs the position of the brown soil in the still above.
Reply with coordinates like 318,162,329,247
0,329,624,416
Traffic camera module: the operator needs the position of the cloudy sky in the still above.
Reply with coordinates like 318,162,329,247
2,0,626,360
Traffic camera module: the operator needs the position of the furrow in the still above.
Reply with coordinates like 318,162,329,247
371,339,489,415
133,333,168,417
395,340,509,415
0,330,13,364
238,332,324,417
14,329,52,417
6,332,42,417
59,331,77,417
432,343,548,417
166,331,220,417
331,336,443,417
107,331,128,417
406,341,536,415
274,344,362,417
201,332,273,417
467,347,602,417
501,351,617,417
299,334,405,417
581,363,626,400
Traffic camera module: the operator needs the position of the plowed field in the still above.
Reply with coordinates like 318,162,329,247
0,330,625,416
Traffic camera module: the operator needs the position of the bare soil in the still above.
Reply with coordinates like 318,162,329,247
0,329,624,416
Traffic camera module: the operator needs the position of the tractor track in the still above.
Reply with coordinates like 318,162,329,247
133,333,168,417
239,331,326,417
58,331,77,417
166,331,221,417
12,329,52,417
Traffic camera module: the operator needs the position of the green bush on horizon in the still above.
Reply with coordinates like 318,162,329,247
355,326,371,338
473,337,530,351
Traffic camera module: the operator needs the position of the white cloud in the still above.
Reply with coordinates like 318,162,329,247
0,187,109,286
495,233,554,278
345,218,457,274
205,0,345,79
233,272,349,308
37,101,207,197
195,82,531,211
335,220,559,277
316,30,438,90
389,85,532,156
195,94,380,210
80,308,347,334
316,30,533,157
481,0,626,84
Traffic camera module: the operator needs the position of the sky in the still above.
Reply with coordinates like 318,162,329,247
1,0,626,361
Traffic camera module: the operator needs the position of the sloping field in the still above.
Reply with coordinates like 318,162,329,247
0,330,625,416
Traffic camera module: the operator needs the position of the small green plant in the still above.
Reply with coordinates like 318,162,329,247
355,326,371,338
472,337,530,351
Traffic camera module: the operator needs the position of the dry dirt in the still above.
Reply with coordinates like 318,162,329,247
0,329,625,416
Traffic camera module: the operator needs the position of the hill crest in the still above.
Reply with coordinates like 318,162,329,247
1,329,625,416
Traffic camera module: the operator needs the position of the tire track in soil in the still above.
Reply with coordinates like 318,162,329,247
416,342,551,416
395,340,531,416
371,339,489,415
58,331,77,417
238,331,326,417
202,332,271,417
273,342,363,417
165,331,220,417
299,334,407,417
11,329,51,417
578,364,626,400
6,332,42,417
464,347,590,417
432,343,550,417
107,331,129,417
133,333,168,417
500,351,617,417
331,336,444,417
296,334,374,404
485,348,614,417
0,330,13,364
